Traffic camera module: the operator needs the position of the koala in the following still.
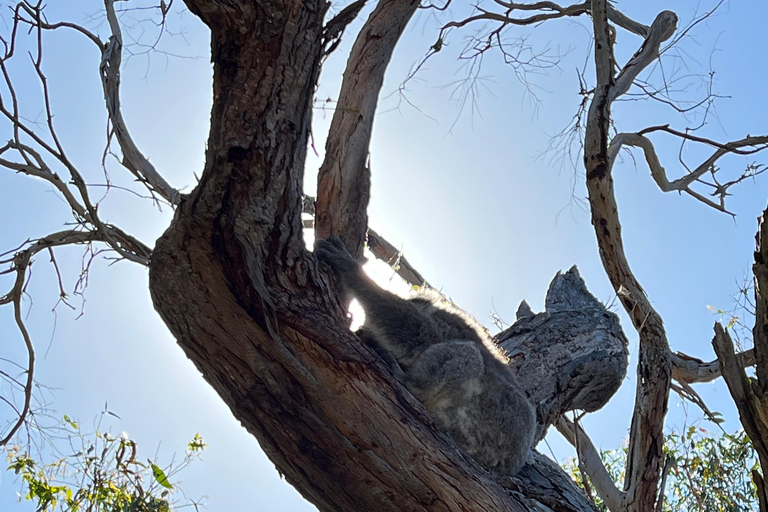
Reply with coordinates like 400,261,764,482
316,236,536,476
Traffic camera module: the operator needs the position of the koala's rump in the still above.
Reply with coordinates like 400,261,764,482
427,372,535,475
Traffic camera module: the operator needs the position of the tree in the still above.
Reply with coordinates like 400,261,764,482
563,428,759,512
6,415,206,511
1,1,767,512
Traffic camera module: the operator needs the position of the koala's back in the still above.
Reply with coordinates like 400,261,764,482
406,296,536,475
415,347,535,475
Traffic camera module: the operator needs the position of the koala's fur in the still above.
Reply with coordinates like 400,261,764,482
316,236,536,476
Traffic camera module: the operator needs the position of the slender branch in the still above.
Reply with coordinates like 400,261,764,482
0,141,89,220
440,1,650,38
440,2,590,31
100,0,180,205
608,132,768,214
655,455,673,512
669,382,718,423
0,250,34,447
556,415,626,511
671,349,756,384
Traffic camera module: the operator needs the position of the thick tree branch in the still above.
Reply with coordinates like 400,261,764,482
712,323,768,510
315,0,420,259
671,349,756,384
365,228,429,288
584,4,677,511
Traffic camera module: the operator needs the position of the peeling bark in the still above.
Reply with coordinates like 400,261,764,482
712,204,768,512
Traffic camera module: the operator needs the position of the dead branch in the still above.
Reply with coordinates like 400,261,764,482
303,195,429,288
101,0,180,205
440,1,650,39
13,0,180,205
556,415,625,511
608,131,768,213
712,323,768,510
711,203,768,510
323,0,368,55
366,228,429,288
0,227,149,446
671,349,756,385
609,11,677,103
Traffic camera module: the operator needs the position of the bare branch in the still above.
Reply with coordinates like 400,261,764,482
712,323,768,509
440,2,590,31
439,1,650,40
669,381,719,423
323,0,368,55
556,415,625,511
584,5,677,509
101,0,180,205
671,349,756,385
608,132,768,214
655,455,673,512
367,228,429,288
0,250,34,447
303,196,429,287
609,11,677,103
0,141,88,220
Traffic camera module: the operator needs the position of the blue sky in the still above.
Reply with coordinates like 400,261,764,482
1,1,766,510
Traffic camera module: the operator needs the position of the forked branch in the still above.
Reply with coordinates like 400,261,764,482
608,132,768,214
584,4,676,510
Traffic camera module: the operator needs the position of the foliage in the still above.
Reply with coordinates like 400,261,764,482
564,428,759,512
3,416,206,512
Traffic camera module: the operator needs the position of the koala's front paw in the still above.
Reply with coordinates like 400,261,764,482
315,236,358,275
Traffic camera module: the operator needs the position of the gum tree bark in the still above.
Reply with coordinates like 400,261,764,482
147,1,614,511
3,1,767,511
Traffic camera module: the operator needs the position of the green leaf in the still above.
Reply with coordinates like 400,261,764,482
63,414,79,430
151,464,173,490
187,433,207,452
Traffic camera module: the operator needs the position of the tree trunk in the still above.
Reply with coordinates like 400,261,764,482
149,1,623,510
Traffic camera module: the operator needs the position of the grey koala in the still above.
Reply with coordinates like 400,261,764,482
316,236,536,476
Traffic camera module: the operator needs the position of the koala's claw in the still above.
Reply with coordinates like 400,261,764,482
316,236,357,273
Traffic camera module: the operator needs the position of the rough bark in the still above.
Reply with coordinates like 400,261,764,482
498,267,629,441
148,1,619,511
712,204,768,512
